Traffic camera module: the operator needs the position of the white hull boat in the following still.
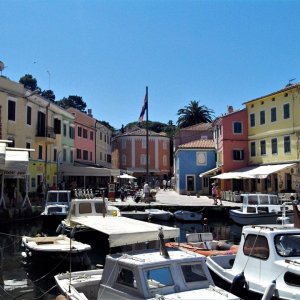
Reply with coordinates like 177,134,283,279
229,193,294,225
174,210,203,222
206,202,300,300
55,231,240,300
40,190,72,228
22,235,91,269
145,208,173,221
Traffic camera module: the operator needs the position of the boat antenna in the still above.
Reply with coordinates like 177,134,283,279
158,227,170,259
69,226,77,293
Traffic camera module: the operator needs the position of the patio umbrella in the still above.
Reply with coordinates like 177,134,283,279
118,174,136,179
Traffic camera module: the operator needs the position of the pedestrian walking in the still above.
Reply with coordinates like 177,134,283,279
211,183,217,205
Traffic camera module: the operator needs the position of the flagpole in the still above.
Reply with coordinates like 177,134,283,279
146,86,149,184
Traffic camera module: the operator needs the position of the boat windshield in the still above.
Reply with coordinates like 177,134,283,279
145,266,174,289
180,263,207,283
274,234,300,257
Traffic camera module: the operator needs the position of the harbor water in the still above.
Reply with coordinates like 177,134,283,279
0,215,242,300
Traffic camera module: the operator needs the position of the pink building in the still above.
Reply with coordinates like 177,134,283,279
67,108,96,165
174,123,213,151
213,108,248,191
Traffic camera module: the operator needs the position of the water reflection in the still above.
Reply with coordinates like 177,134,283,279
0,217,243,299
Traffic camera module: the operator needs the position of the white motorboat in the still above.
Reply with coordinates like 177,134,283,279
40,190,72,228
55,229,240,300
22,234,91,269
206,202,300,300
229,193,294,225
145,208,173,221
59,197,121,233
174,210,203,222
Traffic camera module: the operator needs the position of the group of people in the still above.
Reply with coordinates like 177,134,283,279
211,183,223,205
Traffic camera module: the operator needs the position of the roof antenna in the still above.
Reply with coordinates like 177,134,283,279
286,78,296,87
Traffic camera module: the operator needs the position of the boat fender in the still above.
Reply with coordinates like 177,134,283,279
230,272,247,294
261,280,276,300
56,223,63,234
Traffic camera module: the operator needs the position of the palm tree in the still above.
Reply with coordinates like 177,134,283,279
176,100,214,128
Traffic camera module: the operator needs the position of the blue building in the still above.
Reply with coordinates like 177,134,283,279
174,139,216,195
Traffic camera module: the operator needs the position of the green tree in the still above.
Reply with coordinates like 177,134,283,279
176,100,214,128
41,89,55,102
56,95,87,112
19,74,40,92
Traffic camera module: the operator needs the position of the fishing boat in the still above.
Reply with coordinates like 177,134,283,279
166,232,239,257
55,229,240,300
229,193,294,226
21,234,91,269
145,208,173,221
40,190,72,228
206,201,300,300
59,197,121,234
173,210,203,222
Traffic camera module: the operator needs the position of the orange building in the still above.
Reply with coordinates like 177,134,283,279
112,127,171,184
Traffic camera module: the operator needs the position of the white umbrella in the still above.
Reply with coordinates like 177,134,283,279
118,174,136,179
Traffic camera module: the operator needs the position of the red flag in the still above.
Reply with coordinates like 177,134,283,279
139,88,148,122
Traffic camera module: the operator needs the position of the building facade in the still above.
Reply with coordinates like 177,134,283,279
244,83,300,193
175,139,215,195
112,127,171,185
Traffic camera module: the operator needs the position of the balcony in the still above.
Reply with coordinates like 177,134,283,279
36,126,56,144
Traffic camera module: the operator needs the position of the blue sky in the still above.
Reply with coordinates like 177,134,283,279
1,0,300,129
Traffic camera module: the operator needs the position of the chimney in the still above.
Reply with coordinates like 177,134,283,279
227,105,234,114
87,109,93,117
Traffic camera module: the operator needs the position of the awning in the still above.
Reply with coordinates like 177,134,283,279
61,165,120,177
71,216,180,248
212,172,248,179
212,163,296,179
199,167,220,177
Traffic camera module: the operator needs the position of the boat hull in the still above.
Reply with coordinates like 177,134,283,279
229,209,294,225
146,209,173,221
174,210,203,222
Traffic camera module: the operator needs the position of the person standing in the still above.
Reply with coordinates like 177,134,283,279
211,183,217,205
143,182,150,203
215,184,223,205
163,179,167,191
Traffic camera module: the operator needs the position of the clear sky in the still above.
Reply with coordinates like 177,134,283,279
1,0,300,129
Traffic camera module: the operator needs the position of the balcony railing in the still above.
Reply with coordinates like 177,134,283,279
36,126,56,139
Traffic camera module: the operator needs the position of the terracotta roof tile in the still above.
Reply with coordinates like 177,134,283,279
178,139,214,149
181,123,213,131
117,128,167,137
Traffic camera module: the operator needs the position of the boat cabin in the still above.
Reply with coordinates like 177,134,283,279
46,190,71,205
240,193,283,214
98,249,216,299
66,198,120,221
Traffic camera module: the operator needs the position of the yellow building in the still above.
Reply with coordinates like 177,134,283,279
243,82,300,192
0,76,75,194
